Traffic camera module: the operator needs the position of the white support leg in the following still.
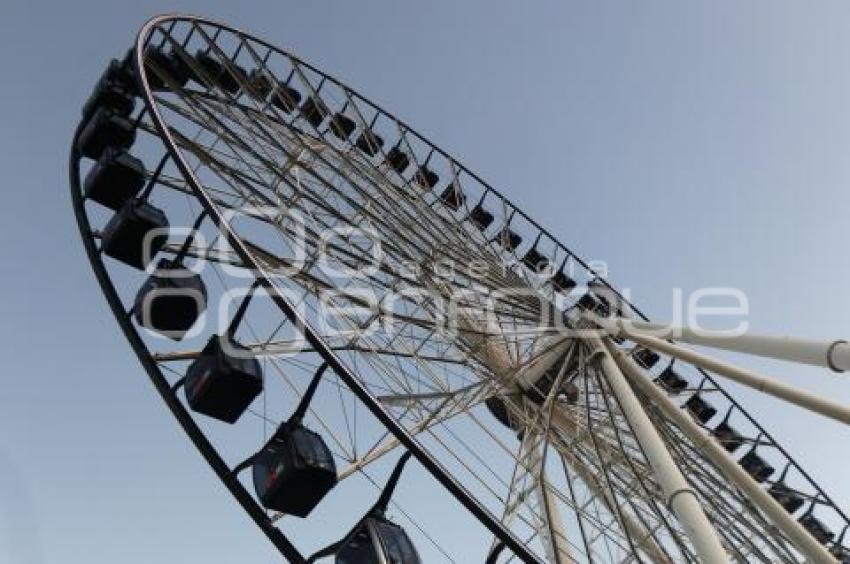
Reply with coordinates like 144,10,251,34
585,333,730,564
606,343,839,564
535,481,573,564
526,441,575,564
607,318,850,373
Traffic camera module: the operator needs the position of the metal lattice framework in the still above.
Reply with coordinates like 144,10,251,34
70,14,850,564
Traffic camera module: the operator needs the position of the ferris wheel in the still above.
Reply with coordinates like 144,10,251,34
69,14,850,564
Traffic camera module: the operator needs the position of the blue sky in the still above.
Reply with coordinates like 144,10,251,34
2,1,850,562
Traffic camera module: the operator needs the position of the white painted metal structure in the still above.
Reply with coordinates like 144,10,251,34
606,343,840,564
602,318,850,373
590,315,850,426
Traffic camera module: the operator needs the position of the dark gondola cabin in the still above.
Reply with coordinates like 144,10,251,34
551,270,576,294
356,130,384,156
587,279,611,297
184,334,263,423
301,96,330,128
142,46,191,91
82,60,136,122
589,291,612,317
246,68,275,100
330,113,357,140
438,184,465,211
525,353,579,406
469,204,494,230
183,51,214,88
576,292,601,313
739,450,775,483
106,54,137,91
656,366,688,393
386,147,410,175
84,148,145,210
271,84,302,113
308,452,421,564
632,347,660,369
134,260,207,340
799,514,835,545
101,199,168,269
522,248,550,273
336,516,422,564
768,483,805,514
497,228,522,252
78,107,137,160
712,420,744,452
253,422,337,517
193,51,247,94
684,394,717,424
414,166,439,190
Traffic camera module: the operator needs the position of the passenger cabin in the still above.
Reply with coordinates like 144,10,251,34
84,148,145,210
576,292,601,312
82,60,135,122
271,85,302,113
308,452,422,564
684,394,717,424
768,483,805,514
142,46,191,91
739,450,775,483
101,199,168,270
469,204,494,230
414,166,439,190
334,516,422,564
330,113,357,140
632,347,660,369
656,366,688,393
551,270,576,294
386,147,411,174
800,514,835,545
712,420,744,452
524,352,579,406
300,96,330,128
246,69,275,100
253,422,337,517
438,184,465,211
590,291,612,317
78,107,137,160
522,248,550,273
134,260,207,340
355,130,384,157
193,51,247,94
497,228,522,252
185,334,263,423
112,52,140,89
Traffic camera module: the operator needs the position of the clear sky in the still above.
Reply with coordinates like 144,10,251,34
2,1,850,562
